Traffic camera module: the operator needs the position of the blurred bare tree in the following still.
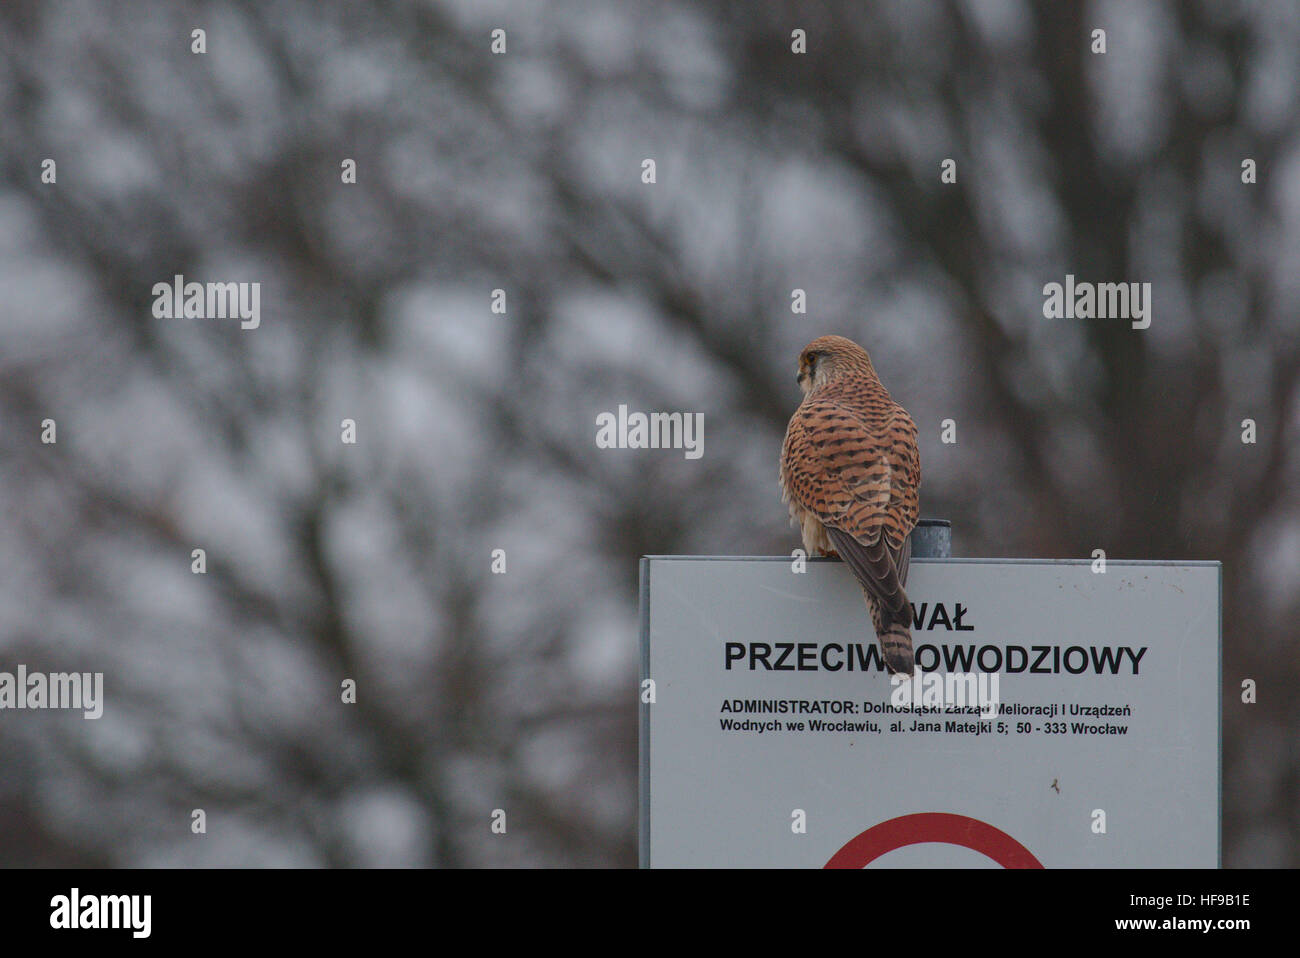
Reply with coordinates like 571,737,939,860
0,0,1296,866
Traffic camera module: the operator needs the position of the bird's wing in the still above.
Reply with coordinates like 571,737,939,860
782,398,919,617
884,405,920,585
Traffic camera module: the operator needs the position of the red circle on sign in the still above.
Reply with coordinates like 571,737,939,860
824,813,1044,869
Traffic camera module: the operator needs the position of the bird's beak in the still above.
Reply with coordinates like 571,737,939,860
796,371,806,385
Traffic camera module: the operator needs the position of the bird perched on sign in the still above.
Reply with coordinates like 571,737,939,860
779,335,921,675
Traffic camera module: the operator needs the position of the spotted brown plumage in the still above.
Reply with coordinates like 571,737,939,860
779,335,921,674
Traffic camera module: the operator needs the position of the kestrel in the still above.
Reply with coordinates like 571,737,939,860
779,335,921,675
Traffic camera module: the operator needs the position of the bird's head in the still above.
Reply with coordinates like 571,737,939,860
795,335,877,395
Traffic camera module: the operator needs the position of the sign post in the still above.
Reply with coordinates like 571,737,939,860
639,556,1220,867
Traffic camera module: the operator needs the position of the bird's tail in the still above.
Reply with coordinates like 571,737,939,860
863,587,915,675
877,621,914,675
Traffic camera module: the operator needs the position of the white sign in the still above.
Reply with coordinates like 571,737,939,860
639,557,1220,868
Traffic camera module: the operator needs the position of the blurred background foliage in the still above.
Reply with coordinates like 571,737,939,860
0,0,1297,866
